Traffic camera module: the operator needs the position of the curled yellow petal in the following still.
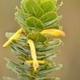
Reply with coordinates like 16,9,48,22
3,28,24,48
40,29,65,37
27,39,39,72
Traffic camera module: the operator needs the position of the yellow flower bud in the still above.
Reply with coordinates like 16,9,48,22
40,29,65,37
3,28,24,48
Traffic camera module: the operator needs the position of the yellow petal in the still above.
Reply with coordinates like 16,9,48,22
40,29,65,37
27,39,39,72
26,60,45,64
33,61,39,72
3,28,24,48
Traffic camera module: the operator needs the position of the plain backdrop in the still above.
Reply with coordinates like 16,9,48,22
0,0,80,80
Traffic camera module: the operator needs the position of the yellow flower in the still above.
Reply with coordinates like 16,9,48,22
40,29,65,37
27,39,39,72
3,28,24,48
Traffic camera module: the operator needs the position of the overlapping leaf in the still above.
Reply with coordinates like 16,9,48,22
38,64,62,75
37,39,62,52
25,0,44,17
26,17,44,32
40,0,56,12
27,32,47,43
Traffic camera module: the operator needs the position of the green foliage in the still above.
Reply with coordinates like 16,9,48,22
3,0,63,80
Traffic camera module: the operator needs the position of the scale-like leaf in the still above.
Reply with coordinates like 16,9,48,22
45,52,57,61
18,73,30,80
11,43,30,56
5,58,30,75
40,11,57,23
38,64,62,75
25,0,44,17
45,25,62,30
26,17,44,31
43,16,62,27
21,0,27,13
40,0,56,12
37,39,62,52
27,32,47,43
15,12,26,27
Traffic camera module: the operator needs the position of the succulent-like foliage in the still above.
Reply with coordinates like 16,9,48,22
3,0,65,80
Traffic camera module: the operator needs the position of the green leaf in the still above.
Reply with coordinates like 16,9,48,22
38,64,62,75
27,32,47,43
40,1,56,12
11,43,30,56
5,58,30,75
21,0,27,13
45,25,62,30
37,39,62,52
40,12,57,23
43,16,62,27
26,17,44,31
18,73,30,80
45,51,60,62
15,12,25,26
15,11,29,31
25,0,44,17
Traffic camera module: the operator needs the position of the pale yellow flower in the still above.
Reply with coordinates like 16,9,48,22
26,60,45,64
3,28,24,48
27,39,39,72
40,29,65,37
